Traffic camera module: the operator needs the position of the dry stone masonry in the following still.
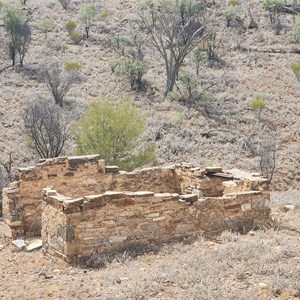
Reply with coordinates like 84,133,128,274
1,155,271,263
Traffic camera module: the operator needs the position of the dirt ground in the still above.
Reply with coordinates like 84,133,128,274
0,191,299,300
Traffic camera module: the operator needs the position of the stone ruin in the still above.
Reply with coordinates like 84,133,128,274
1,155,271,263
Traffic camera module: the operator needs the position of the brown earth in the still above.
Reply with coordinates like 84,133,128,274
0,191,300,299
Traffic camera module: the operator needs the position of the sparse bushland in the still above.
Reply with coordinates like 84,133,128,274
23,99,69,158
79,3,97,39
74,99,156,171
139,0,208,95
42,62,81,107
2,4,31,67
58,0,70,10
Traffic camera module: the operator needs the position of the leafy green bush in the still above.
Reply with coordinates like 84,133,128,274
74,99,156,171
179,69,198,101
0,2,4,9
291,62,300,81
222,6,239,27
101,10,111,19
251,92,267,119
65,20,77,35
167,91,179,101
114,57,145,90
229,0,239,5
65,61,82,73
70,31,81,44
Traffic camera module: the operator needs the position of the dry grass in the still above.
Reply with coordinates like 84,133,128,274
1,0,300,190
0,192,300,299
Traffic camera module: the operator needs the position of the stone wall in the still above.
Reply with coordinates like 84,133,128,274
1,155,237,237
41,185,270,263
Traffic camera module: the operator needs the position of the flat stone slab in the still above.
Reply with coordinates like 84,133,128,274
12,239,26,250
205,167,223,173
105,166,119,173
68,155,100,165
27,239,42,251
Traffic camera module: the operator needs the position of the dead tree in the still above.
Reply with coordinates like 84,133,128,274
139,0,208,95
23,99,69,158
42,63,79,107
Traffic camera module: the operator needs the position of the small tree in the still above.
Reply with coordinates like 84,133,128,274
262,0,284,34
39,17,55,39
16,22,31,67
178,69,198,101
74,99,156,171
42,63,80,107
20,0,28,5
2,4,31,67
23,99,69,158
139,0,207,95
192,47,208,75
79,3,97,39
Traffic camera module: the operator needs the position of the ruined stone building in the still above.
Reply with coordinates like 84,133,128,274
1,155,270,263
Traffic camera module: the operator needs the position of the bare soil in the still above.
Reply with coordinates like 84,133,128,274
0,191,300,299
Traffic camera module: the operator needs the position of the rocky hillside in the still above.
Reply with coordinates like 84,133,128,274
1,0,300,190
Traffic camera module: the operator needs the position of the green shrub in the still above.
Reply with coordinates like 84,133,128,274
65,61,82,73
223,6,239,27
114,57,145,90
65,20,77,35
74,99,156,171
179,69,198,101
199,91,214,103
291,62,300,81
101,10,111,19
167,91,179,101
0,2,4,9
70,31,81,44
251,92,267,119
229,0,239,5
